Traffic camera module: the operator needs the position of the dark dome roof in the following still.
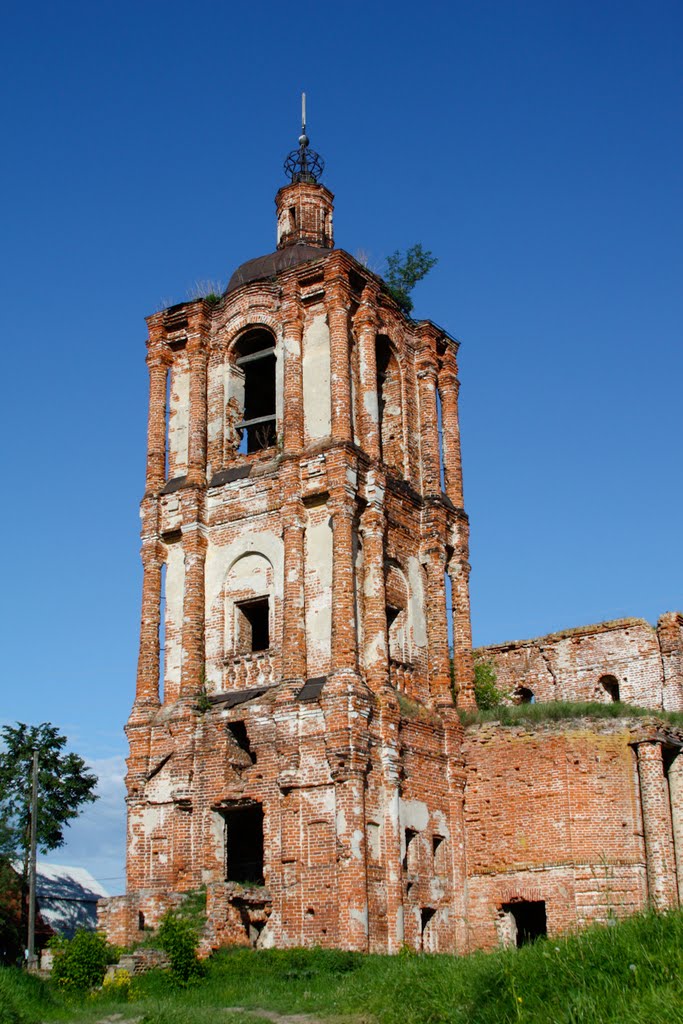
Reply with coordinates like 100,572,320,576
226,244,329,293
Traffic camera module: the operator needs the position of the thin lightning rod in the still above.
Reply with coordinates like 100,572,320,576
302,92,306,133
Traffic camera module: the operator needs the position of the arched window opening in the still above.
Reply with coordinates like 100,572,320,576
514,685,535,705
376,335,403,473
225,552,275,663
600,675,620,702
385,562,410,672
233,329,276,454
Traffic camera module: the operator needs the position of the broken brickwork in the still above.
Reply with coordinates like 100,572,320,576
99,142,683,954
477,613,683,711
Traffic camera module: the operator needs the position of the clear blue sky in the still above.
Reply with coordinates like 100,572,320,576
1,0,681,890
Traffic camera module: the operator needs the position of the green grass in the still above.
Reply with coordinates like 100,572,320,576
458,700,683,729
2,910,682,1024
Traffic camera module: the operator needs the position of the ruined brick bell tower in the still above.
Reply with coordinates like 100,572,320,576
103,103,476,953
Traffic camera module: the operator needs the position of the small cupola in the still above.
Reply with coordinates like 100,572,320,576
275,94,334,251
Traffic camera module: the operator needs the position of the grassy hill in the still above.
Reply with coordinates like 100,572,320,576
1,909,682,1024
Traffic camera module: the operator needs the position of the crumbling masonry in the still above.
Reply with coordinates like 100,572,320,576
99,129,683,954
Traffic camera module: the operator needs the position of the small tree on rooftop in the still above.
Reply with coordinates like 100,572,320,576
384,243,438,314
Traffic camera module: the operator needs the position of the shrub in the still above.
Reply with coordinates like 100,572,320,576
155,910,205,984
49,930,112,992
473,659,504,709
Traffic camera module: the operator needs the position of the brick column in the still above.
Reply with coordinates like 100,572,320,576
636,741,678,909
447,540,475,710
330,487,358,675
354,290,380,461
134,540,163,708
186,338,208,487
282,287,304,455
359,496,389,692
145,348,170,494
282,498,307,682
422,513,453,705
332,764,369,950
326,270,353,443
417,354,441,497
667,751,683,903
180,527,207,697
438,351,464,508
377,693,404,952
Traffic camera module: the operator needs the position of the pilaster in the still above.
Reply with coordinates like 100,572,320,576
636,741,678,909
325,265,353,444
282,284,305,455
438,350,464,508
354,288,380,461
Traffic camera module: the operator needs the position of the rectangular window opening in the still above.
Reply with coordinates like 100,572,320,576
236,598,270,653
224,803,264,885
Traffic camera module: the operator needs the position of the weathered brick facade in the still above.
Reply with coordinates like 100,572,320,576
99,138,683,954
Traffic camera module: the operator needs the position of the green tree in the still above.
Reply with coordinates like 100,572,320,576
0,723,98,888
384,243,438,314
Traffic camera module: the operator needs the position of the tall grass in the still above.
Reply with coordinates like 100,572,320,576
458,700,683,729
2,910,682,1024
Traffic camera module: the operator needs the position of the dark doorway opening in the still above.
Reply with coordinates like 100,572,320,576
224,803,264,885
502,900,547,946
600,675,620,702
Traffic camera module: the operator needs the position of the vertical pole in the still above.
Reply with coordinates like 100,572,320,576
27,749,38,968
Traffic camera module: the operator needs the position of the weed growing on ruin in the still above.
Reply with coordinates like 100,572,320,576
472,658,504,709
384,244,437,314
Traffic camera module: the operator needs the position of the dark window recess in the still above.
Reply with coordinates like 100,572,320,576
235,329,276,454
227,720,256,764
515,686,535,705
600,675,620,702
403,827,418,870
138,911,145,930
502,900,547,946
236,598,270,653
224,803,264,885
386,606,401,630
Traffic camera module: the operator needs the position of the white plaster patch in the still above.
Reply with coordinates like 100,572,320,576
302,314,331,440
400,798,429,832
305,512,332,671
350,905,369,932
169,363,189,473
350,828,364,860
407,556,427,648
164,542,185,692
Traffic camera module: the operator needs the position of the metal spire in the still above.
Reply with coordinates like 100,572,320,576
284,92,325,184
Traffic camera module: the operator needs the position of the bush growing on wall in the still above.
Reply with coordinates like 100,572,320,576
473,659,504,709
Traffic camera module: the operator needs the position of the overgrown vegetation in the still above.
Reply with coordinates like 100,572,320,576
155,908,205,984
384,244,438,314
49,929,114,992
459,699,683,729
472,659,505,709
1,910,681,1023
